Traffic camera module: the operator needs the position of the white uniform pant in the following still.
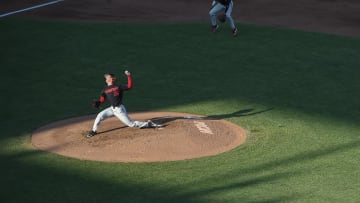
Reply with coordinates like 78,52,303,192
92,104,146,132
209,1,236,29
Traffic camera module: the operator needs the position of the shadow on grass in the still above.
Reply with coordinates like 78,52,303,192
178,171,301,202
241,139,360,175
171,140,360,201
2,139,358,202
149,108,273,126
0,150,296,203
192,139,360,192
207,108,274,119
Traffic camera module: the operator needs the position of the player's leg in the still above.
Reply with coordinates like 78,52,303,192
92,107,114,132
225,1,236,29
209,3,225,31
225,1,238,36
112,105,148,128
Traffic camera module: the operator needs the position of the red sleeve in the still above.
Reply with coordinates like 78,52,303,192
127,75,133,89
99,96,105,103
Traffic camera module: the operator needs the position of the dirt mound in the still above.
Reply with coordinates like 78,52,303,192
32,112,246,162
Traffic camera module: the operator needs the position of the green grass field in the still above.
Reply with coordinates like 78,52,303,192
1,18,359,202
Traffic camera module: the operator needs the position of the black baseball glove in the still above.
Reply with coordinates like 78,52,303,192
92,100,101,109
217,13,226,23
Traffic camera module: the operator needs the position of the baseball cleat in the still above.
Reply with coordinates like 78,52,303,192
148,120,163,128
211,24,219,32
139,120,163,129
87,130,97,138
232,27,238,37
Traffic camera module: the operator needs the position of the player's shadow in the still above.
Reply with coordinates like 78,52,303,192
97,126,128,135
206,108,274,120
151,108,274,126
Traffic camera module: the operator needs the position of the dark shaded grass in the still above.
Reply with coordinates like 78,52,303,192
0,18,359,202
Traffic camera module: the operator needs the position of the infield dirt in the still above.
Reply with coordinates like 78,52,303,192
32,112,246,162
2,0,360,37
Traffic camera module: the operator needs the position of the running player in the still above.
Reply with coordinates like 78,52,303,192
209,0,238,36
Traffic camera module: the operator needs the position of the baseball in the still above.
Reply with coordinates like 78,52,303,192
125,70,130,75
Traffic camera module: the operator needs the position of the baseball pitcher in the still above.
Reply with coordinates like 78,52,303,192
87,70,161,138
209,0,238,36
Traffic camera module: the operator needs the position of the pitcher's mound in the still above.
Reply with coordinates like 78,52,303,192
32,112,246,162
